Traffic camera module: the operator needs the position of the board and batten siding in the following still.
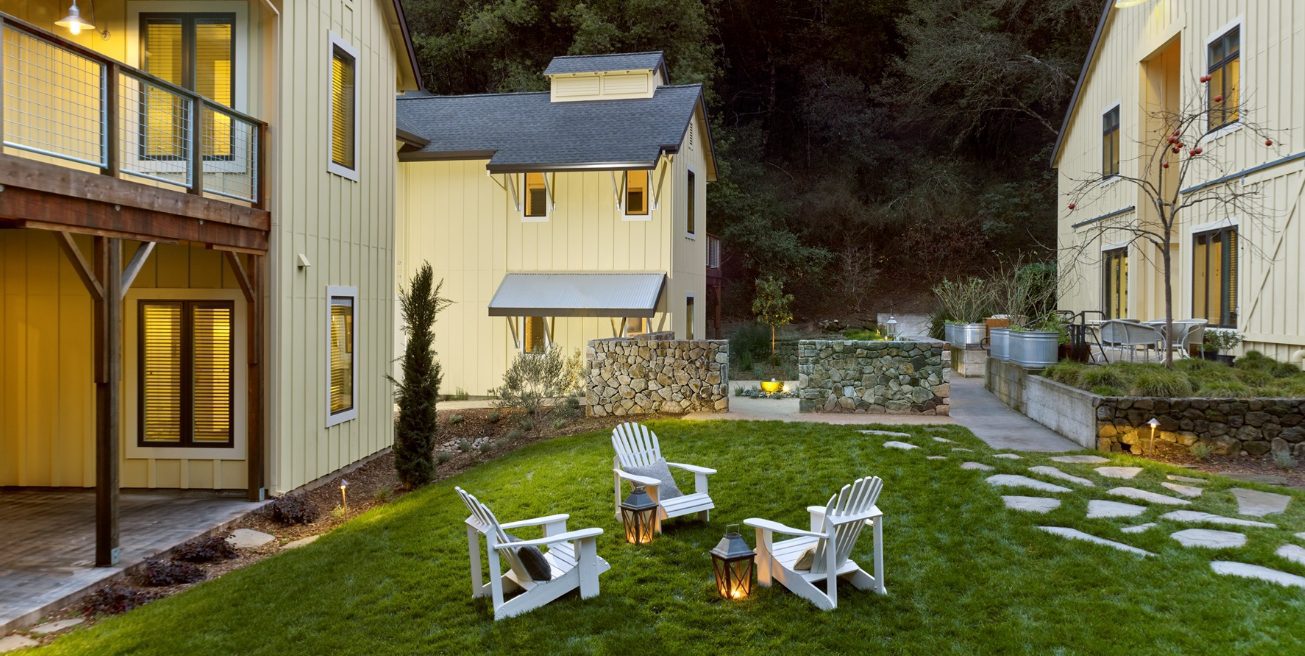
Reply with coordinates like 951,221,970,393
0,234,247,489
396,111,709,396
266,0,401,494
1056,0,1305,361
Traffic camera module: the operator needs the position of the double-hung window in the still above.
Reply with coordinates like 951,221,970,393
328,35,359,178
624,170,650,217
1208,26,1240,131
524,172,549,220
140,13,235,160
327,289,358,426
1102,248,1128,319
139,301,234,447
1193,227,1238,327
1102,106,1120,178
686,170,697,236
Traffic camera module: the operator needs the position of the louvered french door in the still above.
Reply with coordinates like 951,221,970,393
139,300,235,447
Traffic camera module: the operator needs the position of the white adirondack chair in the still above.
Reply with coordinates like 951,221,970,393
455,487,610,620
611,422,716,532
744,476,886,610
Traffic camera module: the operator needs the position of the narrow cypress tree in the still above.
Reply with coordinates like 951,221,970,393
392,263,450,488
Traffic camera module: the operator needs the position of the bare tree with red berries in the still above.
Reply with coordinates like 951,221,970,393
1062,76,1283,368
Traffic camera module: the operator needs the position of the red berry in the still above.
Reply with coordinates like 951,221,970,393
1172,129,1181,137
1191,147,1203,156
1172,146,1180,153
1067,203,1077,210
1214,95,1223,103
1162,161,1170,169
1200,74,1211,83
1265,139,1274,146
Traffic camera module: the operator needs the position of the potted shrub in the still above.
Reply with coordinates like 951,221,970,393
1202,328,1242,365
1011,313,1061,369
933,277,989,347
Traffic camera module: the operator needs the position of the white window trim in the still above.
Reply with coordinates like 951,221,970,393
521,173,552,222
684,167,698,239
622,170,654,222
125,288,247,461
326,285,359,427
1100,101,1122,182
685,295,696,340
1203,17,1244,136
327,33,361,182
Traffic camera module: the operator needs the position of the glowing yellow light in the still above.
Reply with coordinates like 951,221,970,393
1114,0,1147,7
55,1,94,36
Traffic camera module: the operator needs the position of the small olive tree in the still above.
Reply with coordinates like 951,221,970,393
752,275,794,356
392,263,451,488
493,347,583,429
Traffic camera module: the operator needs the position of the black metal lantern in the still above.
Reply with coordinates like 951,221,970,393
620,486,658,545
710,524,756,600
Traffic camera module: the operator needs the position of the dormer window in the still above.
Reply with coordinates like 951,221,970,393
523,172,549,220
624,170,650,217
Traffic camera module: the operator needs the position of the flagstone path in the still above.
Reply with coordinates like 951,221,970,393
1002,496,1061,513
1095,466,1143,480
1086,500,1146,519
1231,488,1291,517
1037,527,1154,557
1028,466,1094,487
1171,529,1246,549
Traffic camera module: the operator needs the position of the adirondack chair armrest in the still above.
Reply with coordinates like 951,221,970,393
744,517,825,539
665,462,716,475
614,468,661,488
494,527,604,550
829,506,884,526
500,514,570,531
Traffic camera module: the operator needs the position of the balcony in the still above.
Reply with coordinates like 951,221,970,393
0,12,268,251
707,233,722,280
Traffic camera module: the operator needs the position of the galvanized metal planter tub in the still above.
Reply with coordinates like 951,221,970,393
1010,330,1058,369
989,328,1010,361
945,322,985,347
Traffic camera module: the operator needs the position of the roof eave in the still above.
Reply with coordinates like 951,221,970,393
1050,0,1115,168
485,160,661,174
387,0,424,91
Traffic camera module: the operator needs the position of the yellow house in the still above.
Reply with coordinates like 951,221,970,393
1054,0,1305,365
395,52,719,396
0,0,420,564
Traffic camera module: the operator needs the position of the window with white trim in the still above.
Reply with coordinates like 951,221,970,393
686,169,697,236
523,172,549,220
327,288,358,426
1208,26,1240,132
624,170,650,217
685,297,695,339
138,300,235,447
1102,106,1120,179
328,34,358,179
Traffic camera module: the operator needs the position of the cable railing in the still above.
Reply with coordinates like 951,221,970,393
0,13,266,208
707,233,722,273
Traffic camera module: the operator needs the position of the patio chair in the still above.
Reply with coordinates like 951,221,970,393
1099,320,1163,362
744,476,886,610
611,422,716,532
1145,319,1208,360
455,487,610,620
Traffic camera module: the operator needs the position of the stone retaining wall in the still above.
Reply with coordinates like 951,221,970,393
1097,398,1305,458
797,340,949,414
585,338,729,417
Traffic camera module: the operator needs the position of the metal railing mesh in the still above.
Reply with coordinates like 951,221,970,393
117,71,191,188
2,23,105,168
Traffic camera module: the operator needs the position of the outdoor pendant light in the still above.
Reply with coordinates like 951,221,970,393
56,1,94,36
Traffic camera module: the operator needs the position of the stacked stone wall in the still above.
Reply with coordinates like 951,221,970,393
585,339,729,416
798,340,950,414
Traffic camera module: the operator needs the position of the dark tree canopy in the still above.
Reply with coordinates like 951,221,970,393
401,0,1101,318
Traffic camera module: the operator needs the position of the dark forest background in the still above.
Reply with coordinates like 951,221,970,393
400,0,1103,320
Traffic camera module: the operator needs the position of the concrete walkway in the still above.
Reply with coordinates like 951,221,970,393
948,376,1078,452
685,378,1078,452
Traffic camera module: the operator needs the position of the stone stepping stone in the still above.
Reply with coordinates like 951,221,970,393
1095,466,1143,480
1159,511,1276,529
1087,500,1147,519
926,455,947,461
30,618,83,635
932,436,955,444
1002,496,1061,513
952,447,974,452
1230,488,1291,517
961,461,994,471
1160,482,1204,498
1038,526,1154,557
1171,528,1247,549
1050,455,1109,464
1296,532,1305,541
986,474,1070,494
1276,544,1305,567
1210,561,1305,589
1029,466,1094,487
993,453,1022,460
1167,475,1207,485
882,440,918,450
1107,487,1191,506
228,528,275,549
282,535,320,550
0,636,38,654
1121,523,1156,534
859,429,910,438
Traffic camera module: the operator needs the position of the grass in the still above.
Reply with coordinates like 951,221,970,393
1045,352,1305,397
29,421,1305,655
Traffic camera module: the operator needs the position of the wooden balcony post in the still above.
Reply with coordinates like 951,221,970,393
104,62,119,177
94,237,122,567
189,99,204,196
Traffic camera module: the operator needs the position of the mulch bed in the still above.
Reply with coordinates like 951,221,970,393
1140,439,1305,489
20,406,640,644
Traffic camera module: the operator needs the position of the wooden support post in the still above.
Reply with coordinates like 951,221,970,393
94,237,122,567
226,251,263,500
119,241,156,299
104,62,119,177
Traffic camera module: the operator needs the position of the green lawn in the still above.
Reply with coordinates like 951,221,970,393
31,421,1305,655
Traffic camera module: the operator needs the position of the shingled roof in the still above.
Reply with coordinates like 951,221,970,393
396,84,707,174
543,52,668,80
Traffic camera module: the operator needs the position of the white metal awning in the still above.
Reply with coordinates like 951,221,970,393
487,273,666,318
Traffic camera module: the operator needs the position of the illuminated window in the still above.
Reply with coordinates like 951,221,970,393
1193,227,1238,327
1102,248,1128,319
139,301,234,447
524,172,548,219
523,316,549,354
625,170,650,216
686,170,697,235
140,14,235,160
624,317,650,336
686,297,695,339
329,35,358,177
327,289,357,425
1208,26,1240,131
1102,106,1119,178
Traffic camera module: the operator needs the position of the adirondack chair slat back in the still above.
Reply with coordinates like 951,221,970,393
612,422,663,469
809,476,883,575
455,487,533,582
